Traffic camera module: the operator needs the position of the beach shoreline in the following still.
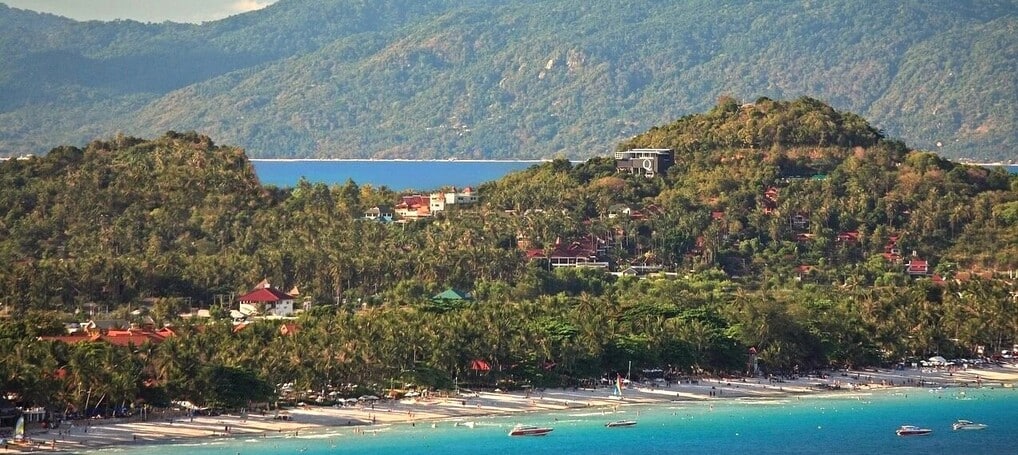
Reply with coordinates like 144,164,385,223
4,364,1015,454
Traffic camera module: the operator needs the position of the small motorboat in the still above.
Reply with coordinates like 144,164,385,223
896,425,933,436
605,420,637,428
508,424,554,436
952,420,987,431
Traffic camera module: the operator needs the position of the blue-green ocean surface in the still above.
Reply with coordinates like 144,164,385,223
251,161,1016,191
86,388,1018,455
251,160,542,191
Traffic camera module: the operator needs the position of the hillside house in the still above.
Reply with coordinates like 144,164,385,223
237,281,297,317
906,258,929,276
790,212,810,229
364,205,393,222
882,235,903,262
38,326,175,346
395,195,431,220
526,237,608,269
762,187,779,214
795,265,815,281
432,288,472,301
607,204,631,219
836,231,860,243
615,148,673,178
429,187,479,213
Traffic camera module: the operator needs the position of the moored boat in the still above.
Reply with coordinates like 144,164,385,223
605,419,637,428
952,420,987,431
896,425,933,436
508,424,554,436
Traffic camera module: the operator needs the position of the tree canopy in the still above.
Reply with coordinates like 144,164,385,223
0,99,1015,413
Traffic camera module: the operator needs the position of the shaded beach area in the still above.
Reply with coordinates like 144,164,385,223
3,364,1015,454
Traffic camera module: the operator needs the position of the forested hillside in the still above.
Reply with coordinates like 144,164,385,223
0,0,1015,161
1,100,1016,411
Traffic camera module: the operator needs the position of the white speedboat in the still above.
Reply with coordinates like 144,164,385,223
896,425,933,436
508,424,554,436
605,419,637,428
952,420,987,431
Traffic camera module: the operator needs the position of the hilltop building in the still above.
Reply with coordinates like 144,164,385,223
615,148,674,178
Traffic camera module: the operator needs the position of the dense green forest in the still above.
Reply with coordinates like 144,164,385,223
1,99,1016,414
1,0,1015,161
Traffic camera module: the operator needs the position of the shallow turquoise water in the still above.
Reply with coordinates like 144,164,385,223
84,387,1018,455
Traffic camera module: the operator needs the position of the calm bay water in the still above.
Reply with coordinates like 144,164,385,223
252,161,1017,191
251,160,542,191
91,387,1018,455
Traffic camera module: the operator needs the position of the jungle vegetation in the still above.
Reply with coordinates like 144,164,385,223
0,98,1015,413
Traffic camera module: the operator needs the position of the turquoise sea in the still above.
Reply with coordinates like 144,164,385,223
90,388,1017,455
251,160,543,191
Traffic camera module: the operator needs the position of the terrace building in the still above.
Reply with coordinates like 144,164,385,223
615,148,674,178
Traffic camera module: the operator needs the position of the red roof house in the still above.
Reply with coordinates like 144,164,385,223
836,231,860,243
237,282,297,317
906,259,929,276
525,237,606,269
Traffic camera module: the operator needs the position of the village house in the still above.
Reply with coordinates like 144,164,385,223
38,325,175,346
363,205,393,222
236,280,298,317
906,258,930,276
606,204,631,219
429,187,479,213
836,231,860,243
762,187,779,214
882,234,903,263
790,212,810,230
525,237,608,269
395,195,431,220
795,264,815,281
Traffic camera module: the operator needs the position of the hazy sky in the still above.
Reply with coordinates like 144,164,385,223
3,0,279,23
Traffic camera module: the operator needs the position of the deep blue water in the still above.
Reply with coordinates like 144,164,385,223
89,387,1018,455
251,160,542,191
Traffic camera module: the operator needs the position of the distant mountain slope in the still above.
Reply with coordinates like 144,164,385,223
0,0,1014,160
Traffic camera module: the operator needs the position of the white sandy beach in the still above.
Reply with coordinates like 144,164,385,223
3,363,1015,453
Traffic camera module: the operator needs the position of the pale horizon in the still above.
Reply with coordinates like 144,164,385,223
2,0,278,23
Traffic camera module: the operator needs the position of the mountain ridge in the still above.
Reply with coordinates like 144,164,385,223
0,0,1014,161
